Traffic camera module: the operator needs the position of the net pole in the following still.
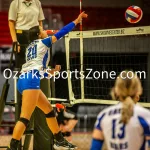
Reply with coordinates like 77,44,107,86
80,0,85,100
65,36,75,103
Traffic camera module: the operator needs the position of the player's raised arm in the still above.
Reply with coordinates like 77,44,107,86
51,11,88,43
41,12,87,48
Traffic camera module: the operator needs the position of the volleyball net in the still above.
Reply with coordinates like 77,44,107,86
64,26,150,108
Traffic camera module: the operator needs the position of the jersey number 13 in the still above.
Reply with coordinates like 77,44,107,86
112,119,126,139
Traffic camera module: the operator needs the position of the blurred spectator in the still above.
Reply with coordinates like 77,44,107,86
52,13,64,30
43,9,64,30
43,8,53,30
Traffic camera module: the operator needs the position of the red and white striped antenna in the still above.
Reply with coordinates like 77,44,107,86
80,0,82,31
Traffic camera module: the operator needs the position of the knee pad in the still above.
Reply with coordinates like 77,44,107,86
45,110,56,118
19,117,29,128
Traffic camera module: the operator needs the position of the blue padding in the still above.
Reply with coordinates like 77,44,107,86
90,139,103,150
41,37,52,48
54,22,75,40
138,116,150,136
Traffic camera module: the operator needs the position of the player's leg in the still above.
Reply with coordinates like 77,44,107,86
7,90,40,150
36,90,60,133
62,132,72,142
36,90,77,149
64,119,78,132
61,119,78,142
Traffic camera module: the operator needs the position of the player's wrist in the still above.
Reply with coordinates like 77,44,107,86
73,19,79,25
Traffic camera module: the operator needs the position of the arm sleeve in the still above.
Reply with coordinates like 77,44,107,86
41,36,52,48
94,113,105,131
138,116,150,136
138,109,150,136
90,139,103,150
54,22,75,40
8,1,17,21
38,1,45,21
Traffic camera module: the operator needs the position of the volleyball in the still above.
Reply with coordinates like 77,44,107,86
125,6,143,23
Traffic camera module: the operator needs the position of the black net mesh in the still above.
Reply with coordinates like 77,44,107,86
69,35,150,102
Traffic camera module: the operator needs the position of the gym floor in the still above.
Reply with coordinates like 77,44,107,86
0,132,92,150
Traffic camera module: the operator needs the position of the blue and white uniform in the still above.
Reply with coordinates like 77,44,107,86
17,37,52,94
21,38,51,73
17,21,76,94
92,103,150,150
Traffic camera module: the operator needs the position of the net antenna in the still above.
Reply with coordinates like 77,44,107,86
80,0,85,101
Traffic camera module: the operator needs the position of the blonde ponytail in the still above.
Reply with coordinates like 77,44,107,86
111,71,143,124
120,96,134,124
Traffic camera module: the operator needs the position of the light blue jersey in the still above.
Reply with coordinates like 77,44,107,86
95,103,150,150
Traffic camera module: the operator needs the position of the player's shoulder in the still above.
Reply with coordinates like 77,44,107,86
41,36,52,48
134,104,150,117
97,102,121,118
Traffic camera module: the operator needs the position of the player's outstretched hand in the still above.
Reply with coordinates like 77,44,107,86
47,65,61,77
51,12,88,44
74,11,88,25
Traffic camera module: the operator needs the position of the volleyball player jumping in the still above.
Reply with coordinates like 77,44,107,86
7,12,88,150
91,71,150,150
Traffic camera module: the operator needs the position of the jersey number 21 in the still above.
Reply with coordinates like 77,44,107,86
27,45,37,61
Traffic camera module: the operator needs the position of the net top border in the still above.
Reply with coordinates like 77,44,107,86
66,26,150,39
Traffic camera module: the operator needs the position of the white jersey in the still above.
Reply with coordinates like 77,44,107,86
21,37,52,73
95,103,150,150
